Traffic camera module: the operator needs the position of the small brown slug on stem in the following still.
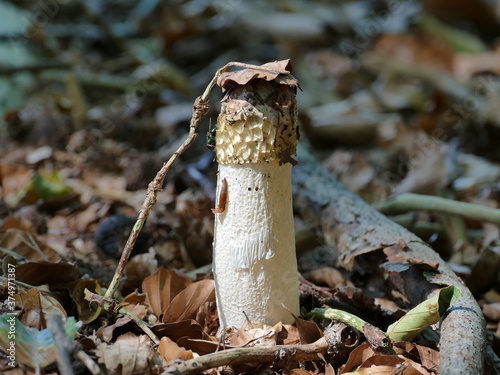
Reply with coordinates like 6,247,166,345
211,178,227,214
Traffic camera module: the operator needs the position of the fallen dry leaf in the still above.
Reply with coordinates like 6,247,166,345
95,341,154,375
142,267,192,319
217,59,297,91
0,229,61,263
158,336,194,362
162,279,215,324
15,261,80,287
15,288,67,330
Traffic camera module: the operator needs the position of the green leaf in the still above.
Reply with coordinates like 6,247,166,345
0,315,80,370
14,171,73,206
387,285,461,342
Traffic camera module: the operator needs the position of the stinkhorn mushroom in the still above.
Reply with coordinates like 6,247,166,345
211,60,300,330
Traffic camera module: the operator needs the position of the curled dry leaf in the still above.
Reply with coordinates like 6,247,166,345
0,229,61,263
15,261,80,287
309,266,353,289
372,32,454,72
158,336,194,362
482,302,500,321
97,303,148,343
15,288,67,330
95,341,153,375
72,280,104,324
228,320,282,347
339,341,438,375
162,279,215,324
122,249,158,296
216,59,296,91
0,163,34,207
142,268,192,319
295,316,323,345
152,319,205,342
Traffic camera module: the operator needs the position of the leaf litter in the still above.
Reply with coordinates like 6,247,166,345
1,0,500,374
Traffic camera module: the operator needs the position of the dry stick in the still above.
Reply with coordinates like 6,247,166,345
163,337,329,375
74,351,100,375
374,193,500,226
46,314,75,375
46,313,101,375
46,314,100,375
292,143,486,375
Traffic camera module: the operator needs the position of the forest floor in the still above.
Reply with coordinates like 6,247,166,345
1,1,500,374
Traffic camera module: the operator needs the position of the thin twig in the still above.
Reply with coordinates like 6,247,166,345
118,306,160,345
0,62,70,75
374,193,500,226
101,95,210,313
46,313,75,375
74,351,100,375
46,313,100,375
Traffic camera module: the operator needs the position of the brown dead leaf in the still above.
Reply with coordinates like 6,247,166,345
158,336,194,362
0,229,61,263
482,302,500,321
95,341,153,375
217,59,299,91
372,32,454,72
229,320,282,347
374,298,402,313
74,202,101,233
71,280,103,324
122,290,147,305
0,215,37,233
279,324,300,346
323,151,376,193
295,316,323,344
177,337,230,356
0,163,34,207
97,303,148,343
339,342,377,373
15,261,80,287
309,266,353,289
15,288,66,330
122,249,158,296
152,319,205,342
142,268,192,319
162,279,215,324
392,132,448,195
115,333,151,347
409,342,439,373
339,341,437,375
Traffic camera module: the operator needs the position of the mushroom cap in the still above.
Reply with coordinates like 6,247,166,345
215,79,299,165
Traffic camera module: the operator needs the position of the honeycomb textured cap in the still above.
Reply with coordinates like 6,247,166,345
215,79,298,165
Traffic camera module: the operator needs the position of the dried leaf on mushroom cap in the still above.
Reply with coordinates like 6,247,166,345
217,59,300,91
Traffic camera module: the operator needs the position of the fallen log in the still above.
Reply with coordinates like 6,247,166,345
292,143,486,375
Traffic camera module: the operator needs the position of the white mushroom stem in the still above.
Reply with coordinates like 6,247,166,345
212,77,300,330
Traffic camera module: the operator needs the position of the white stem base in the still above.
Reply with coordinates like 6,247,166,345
213,160,299,330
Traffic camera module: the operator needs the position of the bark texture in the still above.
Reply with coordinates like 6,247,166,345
292,143,486,375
